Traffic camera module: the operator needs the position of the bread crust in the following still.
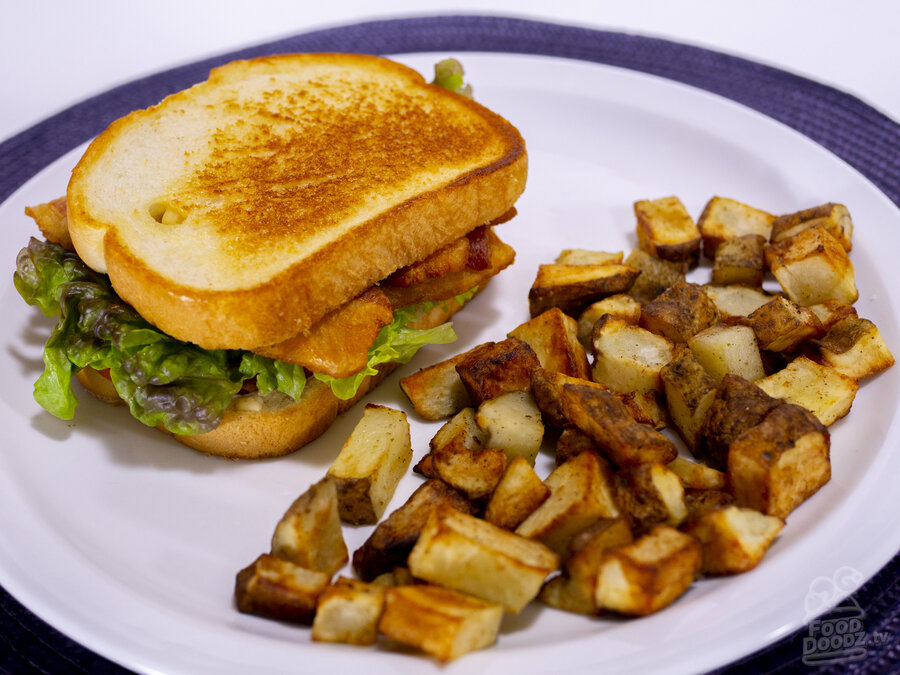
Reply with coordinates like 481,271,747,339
67,53,527,350
75,282,484,459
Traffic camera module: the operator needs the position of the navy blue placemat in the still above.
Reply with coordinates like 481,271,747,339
2,14,899,674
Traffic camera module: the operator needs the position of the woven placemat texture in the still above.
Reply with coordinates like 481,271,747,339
2,14,899,675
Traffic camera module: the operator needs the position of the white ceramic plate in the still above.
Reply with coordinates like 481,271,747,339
1,53,899,675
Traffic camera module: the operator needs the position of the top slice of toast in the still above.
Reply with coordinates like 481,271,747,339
66,53,527,350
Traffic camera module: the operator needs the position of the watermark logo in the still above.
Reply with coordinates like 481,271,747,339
802,566,890,666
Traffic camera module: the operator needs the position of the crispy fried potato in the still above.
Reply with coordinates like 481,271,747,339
555,427,601,466
485,456,551,530
555,249,624,265
475,391,545,465
660,345,718,451
667,457,727,491
430,407,485,454
615,463,687,535
327,404,412,525
639,281,720,343
625,248,686,304
516,450,621,555
711,234,767,286
577,294,643,347
509,308,591,378
757,355,858,426
770,202,853,251
697,196,774,259
728,402,831,519
559,382,678,466
270,477,348,575
312,577,387,645
747,296,823,352
591,316,674,394
634,196,701,264
816,317,895,379
594,525,702,616
409,505,560,613
433,444,507,501
539,517,633,615
807,299,858,331
683,489,735,522
378,584,503,661
765,226,858,306
455,337,541,406
695,374,781,470
235,554,330,624
400,351,472,421
703,284,774,321
683,506,784,575
528,263,641,317
352,480,476,581
688,324,766,382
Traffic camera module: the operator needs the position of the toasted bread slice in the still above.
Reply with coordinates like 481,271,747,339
67,53,527,351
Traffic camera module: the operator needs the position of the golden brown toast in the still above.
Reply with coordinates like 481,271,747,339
66,53,527,351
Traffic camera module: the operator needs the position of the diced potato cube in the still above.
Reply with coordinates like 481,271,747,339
475,390,545,465
485,456,551,530
378,584,503,661
683,506,785,575
555,427,601,466
696,374,781,470
660,345,718,451
639,281,720,343
703,284,774,321
430,407,485,454
594,525,702,616
667,457,727,491
615,463,687,534
770,202,853,251
765,226,858,306
312,577,386,645
509,308,590,378
625,248,686,304
634,196,701,264
577,294,643,347
711,234,767,286
235,554,330,624
455,337,540,406
757,355,858,425
539,518,633,615
558,382,678,466
516,450,620,555
400,351,472,420
688,324,766,382
684,489,735,522
555,249,624,265
409,505,560,613
528,263,640,317
697,196,775,259
270,477,348,576
816,317,895,379
747,296,823,352
592,316,674,393
728,402,831,519
327,404,413,525
352,479,476,581
433,444,507,500
807,299,858,331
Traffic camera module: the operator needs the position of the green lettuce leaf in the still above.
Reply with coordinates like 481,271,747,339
15,238,471,433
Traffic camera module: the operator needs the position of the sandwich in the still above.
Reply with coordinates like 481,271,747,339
14,53,527,459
